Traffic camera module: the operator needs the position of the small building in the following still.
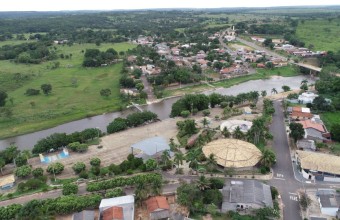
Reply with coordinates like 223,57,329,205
220,120,253,133
298,92,318,104
72,210,95,220
316,189,340,217
131,136,173,160
99,195,134,220
222,180,273,212
145,196,170,220
0,174,15,190
297,139,316,151
296,150,340,182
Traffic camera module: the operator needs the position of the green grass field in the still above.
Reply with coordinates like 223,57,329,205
0,42,136,139
296,18,340,51
321,111,340,130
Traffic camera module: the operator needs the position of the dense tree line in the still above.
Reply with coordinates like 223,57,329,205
0,41,57,64
170,92,261,117
107,111,158,134
83,48,118,67
0,194,102,220
32,128,102,154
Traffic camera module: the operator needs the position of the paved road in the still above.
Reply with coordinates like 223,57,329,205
236,37,288,60
140,74,156,103
269,101,302,220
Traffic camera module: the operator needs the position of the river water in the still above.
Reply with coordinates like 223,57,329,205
0,75,310,150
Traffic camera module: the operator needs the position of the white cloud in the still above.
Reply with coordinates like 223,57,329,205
2,0,340,11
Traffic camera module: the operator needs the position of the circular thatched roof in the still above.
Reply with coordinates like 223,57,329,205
202,139,262,168
220,120,253,133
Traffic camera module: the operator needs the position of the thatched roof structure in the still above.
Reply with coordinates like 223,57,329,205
296,150,340,175
202,139,262,168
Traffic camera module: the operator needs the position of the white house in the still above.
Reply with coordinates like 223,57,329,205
298,92,319,104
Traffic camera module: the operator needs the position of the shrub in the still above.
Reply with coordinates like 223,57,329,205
25,88,40,96
32,168,44,178
90,158,101,167
270,186,279,199
202,109,210,116
86,173,162,192
105,187,125,198
79,171,89,179
127,169,133,175
108,164,122,175
15,165,32,178
209,178,224,189
107,117,128,134
72,162,86,174
62,183,78,195
46,162,64,175
180,110,190,118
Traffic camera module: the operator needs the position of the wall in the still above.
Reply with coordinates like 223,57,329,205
324,176,340,183
321,207,337,216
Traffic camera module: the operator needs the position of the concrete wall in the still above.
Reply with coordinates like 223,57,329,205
324,176,340,182
321,207,337,216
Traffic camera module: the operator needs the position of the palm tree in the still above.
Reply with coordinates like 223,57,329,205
261,90,267,97
196,175,211,191
201,117,210,128
174,152,184,169
271,88,278,95
21,150,32,164
206,153,217,175
222,127,231,138
135,182,149,206
161,150,170,166
233,126,244,140
0,158,5,175
260,149,276,168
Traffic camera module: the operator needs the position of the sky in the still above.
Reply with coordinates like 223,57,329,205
1,0,339,11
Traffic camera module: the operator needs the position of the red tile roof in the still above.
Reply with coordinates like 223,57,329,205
145,196,170,213
292,107,302,112
298,120,325,132
102,206,123,220
291,112,313,119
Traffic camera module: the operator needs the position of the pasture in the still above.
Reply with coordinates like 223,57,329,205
296,18,340,51
0,42,136,138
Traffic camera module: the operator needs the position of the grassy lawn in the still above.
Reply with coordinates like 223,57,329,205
256,66,300,77
296,18,340,51
321,111,340,130
0,42,136,139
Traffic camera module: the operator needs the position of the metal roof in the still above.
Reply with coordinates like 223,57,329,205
131,136,170,156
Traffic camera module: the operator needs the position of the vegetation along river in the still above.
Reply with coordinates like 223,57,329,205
0,75,310,150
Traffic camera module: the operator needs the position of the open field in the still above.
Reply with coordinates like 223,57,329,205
296,18,340,51
0,42,136,138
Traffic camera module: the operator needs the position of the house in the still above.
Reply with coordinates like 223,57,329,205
297,119,330,142
290,107,313,120
316,189,340,216
0,174,15,190
220,67,235,75
298,92,319,104
296,150,340,182
251,36,265,43
99,195,135,220
145,196,170,220
72,210,95,220
222,180,273,212
257,63,266,68
296,139,316,151
298,120,326,133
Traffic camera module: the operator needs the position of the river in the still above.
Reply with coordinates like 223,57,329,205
0,75,310,150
